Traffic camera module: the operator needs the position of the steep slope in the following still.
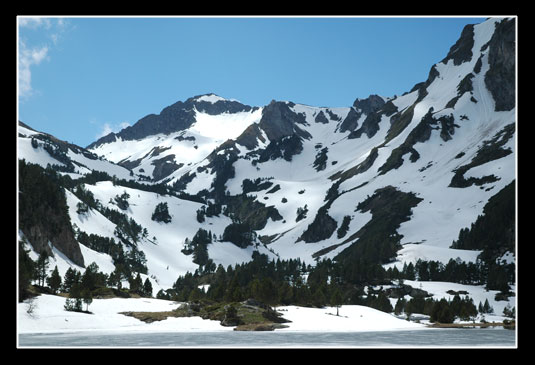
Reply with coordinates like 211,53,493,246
88,94,262,182
154,17,515,270
18,17,515,299
18,121,133,181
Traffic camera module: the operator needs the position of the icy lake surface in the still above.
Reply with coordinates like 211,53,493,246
19,328,515,348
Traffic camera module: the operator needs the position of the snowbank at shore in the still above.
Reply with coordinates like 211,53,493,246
18,294,426,335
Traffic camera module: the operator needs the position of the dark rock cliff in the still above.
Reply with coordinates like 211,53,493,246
484,18,516,112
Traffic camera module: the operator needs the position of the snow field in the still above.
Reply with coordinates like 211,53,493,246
17,294,230,334
18,294,427,335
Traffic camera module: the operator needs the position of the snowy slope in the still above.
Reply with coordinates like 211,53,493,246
18,17,516,306
88,95,262,183
18,122,133,181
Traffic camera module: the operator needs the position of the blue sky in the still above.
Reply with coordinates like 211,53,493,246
18,16,486,148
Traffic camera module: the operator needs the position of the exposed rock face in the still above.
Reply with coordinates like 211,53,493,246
24,223,85,268
314,110,329,124
353,94,385,115
235,123,266,150
338,107,361,133
151,154,183,181
441,24,475,66
341,95,387,137
484,18,515,111
258,100,311,141
298,206,338,243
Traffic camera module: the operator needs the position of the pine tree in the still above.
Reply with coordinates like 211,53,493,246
483,298,494,314
65,282,83,312
151,202,172,223
394,297,407,315
114,191,130,210
330,287,343,316
81,262,101,292
430,298,454,323
107,267,122,289
46,266,62,294
503,304,515,318
35,251,50,287
143,278,153,297
129,273,143,295
63,267,81,293
81,288,93,312
404,262,416,280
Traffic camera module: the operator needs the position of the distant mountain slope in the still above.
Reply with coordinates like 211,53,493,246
18,122,133,181
18,17,515,301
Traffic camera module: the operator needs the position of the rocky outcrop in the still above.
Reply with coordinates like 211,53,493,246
385,284,432,299
297,206,338,243
441,24,475,66
151,154,183,181
484,18,515,111
338,107,361,133
353,94,385,115
258,100,311,141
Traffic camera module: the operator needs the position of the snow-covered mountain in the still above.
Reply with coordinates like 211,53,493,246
18,17,516,299
18,121,133,181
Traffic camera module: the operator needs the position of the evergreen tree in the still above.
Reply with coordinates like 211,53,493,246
114,191,130,210
503,304,515,318
278,281,294,306
35,251,50,287
107,267,122,289
143,278,153,297
373,292,393,313
188,287,204,302
63,267,81,293
129,273,143,295
18,241,36,301
312,286,327,308
482,298,494,314
81,288,93,312
330,286,343,316
151,202,172,223
403,262,416,281
394,297,407,315
65,282,83,312
430,299,455,323
46,266,62,294
81,262,101,292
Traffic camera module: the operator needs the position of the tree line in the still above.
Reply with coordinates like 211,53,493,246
19,240,153,312
157,253,512,323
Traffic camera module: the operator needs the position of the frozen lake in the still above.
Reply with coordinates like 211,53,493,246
19,328,516,348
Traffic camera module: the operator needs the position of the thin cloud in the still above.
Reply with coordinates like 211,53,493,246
18,40,49,99
18,17,52,29
18,17,71,99
96,122,131,139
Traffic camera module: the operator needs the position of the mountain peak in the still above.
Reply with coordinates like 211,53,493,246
87,94,257,149
352,94,386,114
191,93,233,104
